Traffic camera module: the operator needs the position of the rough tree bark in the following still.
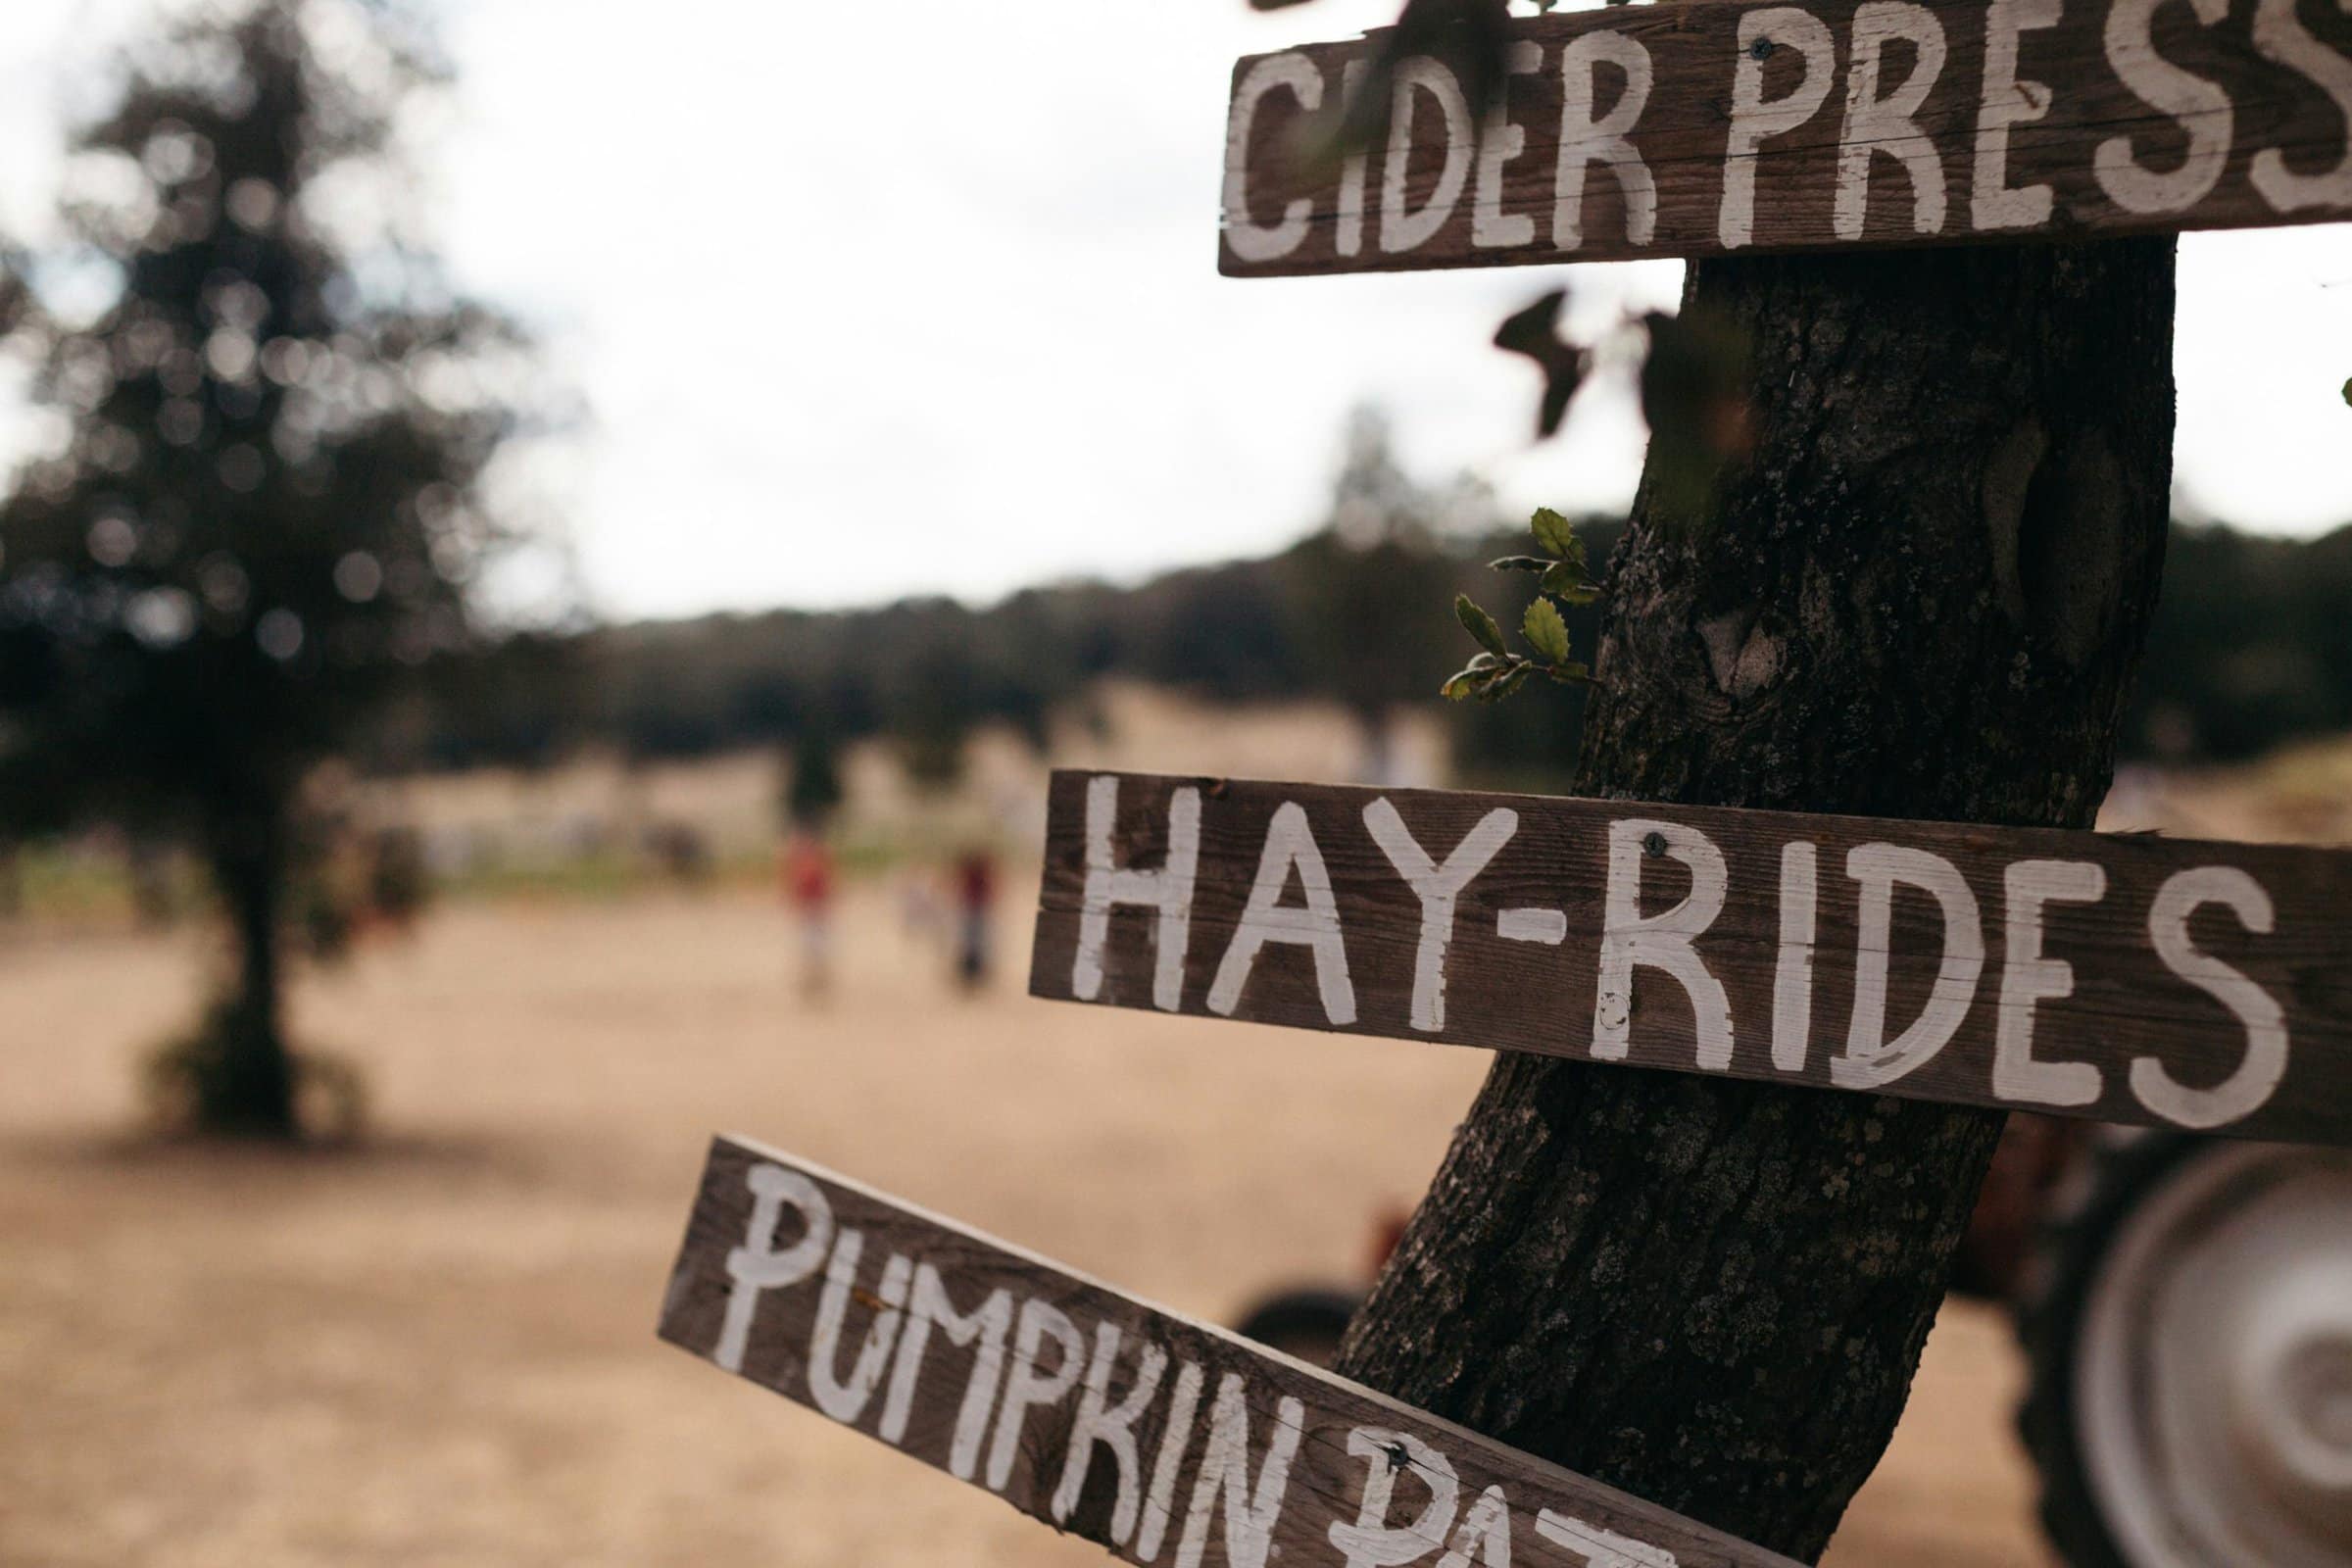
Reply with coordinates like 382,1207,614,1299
1335,238,2178,1560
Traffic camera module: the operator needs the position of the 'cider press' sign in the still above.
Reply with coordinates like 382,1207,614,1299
1220,0,2352,274
1030,772,2352,1146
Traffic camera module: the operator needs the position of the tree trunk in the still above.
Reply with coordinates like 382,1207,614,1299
1334,238,2177,1560
199,804,299,1137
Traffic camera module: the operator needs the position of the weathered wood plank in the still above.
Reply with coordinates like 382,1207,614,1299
660,1134,1803,1568
1220,0,2352,274
1028,770,2352,1145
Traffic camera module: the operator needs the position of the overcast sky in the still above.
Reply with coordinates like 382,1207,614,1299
3,0,2349,621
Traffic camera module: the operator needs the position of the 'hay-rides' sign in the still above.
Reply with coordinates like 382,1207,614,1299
1031,771,2352,1147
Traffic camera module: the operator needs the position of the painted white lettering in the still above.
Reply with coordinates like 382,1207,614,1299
1384,58,1475,253
986,1298,1087,1492
1833,844,1984,1090
1534,1508,1679,1567
1330,1427,1460,1568
1364,799,1519,1032
1223,54,1325,263
1720,8,1838,248
1836,2,1951,239
1557,31,1657,251
1209,802,1357,1025
2096,0,2231,213
878,1264,1013,1481
1338,59,1373,256
1498,906,1568,946
2250,0,2352,212
1593,819,1734,1067
1074,775,1201,1012
1434,1484,1515,1568
808,1231,914,1423
716,1163,834,1375
1475,41,1545,249
1773,842,1820,1071
1134,1360,1206,1563
1175,1375,1305,1568
1993,859,2106,1107
1973,0,2062,229
1051,1325,1169,1544
2136,867,2290,1128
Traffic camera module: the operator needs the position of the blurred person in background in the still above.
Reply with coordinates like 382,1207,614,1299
951,847,996,992
780,828,837,998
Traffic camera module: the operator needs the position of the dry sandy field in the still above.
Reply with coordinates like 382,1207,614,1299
0,885,2057,1567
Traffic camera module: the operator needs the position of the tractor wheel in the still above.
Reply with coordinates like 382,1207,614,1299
2015,1134,2352,1567
1232,1287,1365,1370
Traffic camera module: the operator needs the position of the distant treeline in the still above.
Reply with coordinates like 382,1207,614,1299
382,517,2352,786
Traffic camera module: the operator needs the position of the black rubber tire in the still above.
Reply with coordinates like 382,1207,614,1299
2012,1131,2206,1568
1232,1286,1366,1370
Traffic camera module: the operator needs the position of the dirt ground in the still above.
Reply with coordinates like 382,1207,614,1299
0,886,2058,1567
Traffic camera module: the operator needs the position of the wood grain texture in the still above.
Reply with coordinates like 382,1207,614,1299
1219,0,2352,275
659,1135,1801,1568
1030,770,2352,1145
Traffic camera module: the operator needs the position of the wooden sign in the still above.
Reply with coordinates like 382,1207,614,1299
1029,771,2352,1146
1220,0,2352,274
661,1134,1800,1568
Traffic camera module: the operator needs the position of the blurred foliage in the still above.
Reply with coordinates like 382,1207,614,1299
250,331,2343,788
1270,1,1740,466
0,0,545,1137
354,505,2352,791
1493,291,1586,439
372,415,1610,791
1296,0,1515,171
2129,522,2352,761
783,730,845,830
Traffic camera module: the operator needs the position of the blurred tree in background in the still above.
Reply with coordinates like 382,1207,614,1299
782,729,844,831
0,0,541,1138
886,607,984,794
1276,407,1486,779
2127,521,2352,760
455,504,2337,786
537,409,1586,784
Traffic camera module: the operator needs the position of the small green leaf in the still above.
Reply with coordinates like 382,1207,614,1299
1530,507,1575,558
1523,598,1571,662
1443,657,1514,701
1486,665,1533,702
2343,375,2351,409
1543,560,1601,605
1455,593,1507,656
1489,556,1551,573
1544,662,1594,685
1538,558,1586,593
